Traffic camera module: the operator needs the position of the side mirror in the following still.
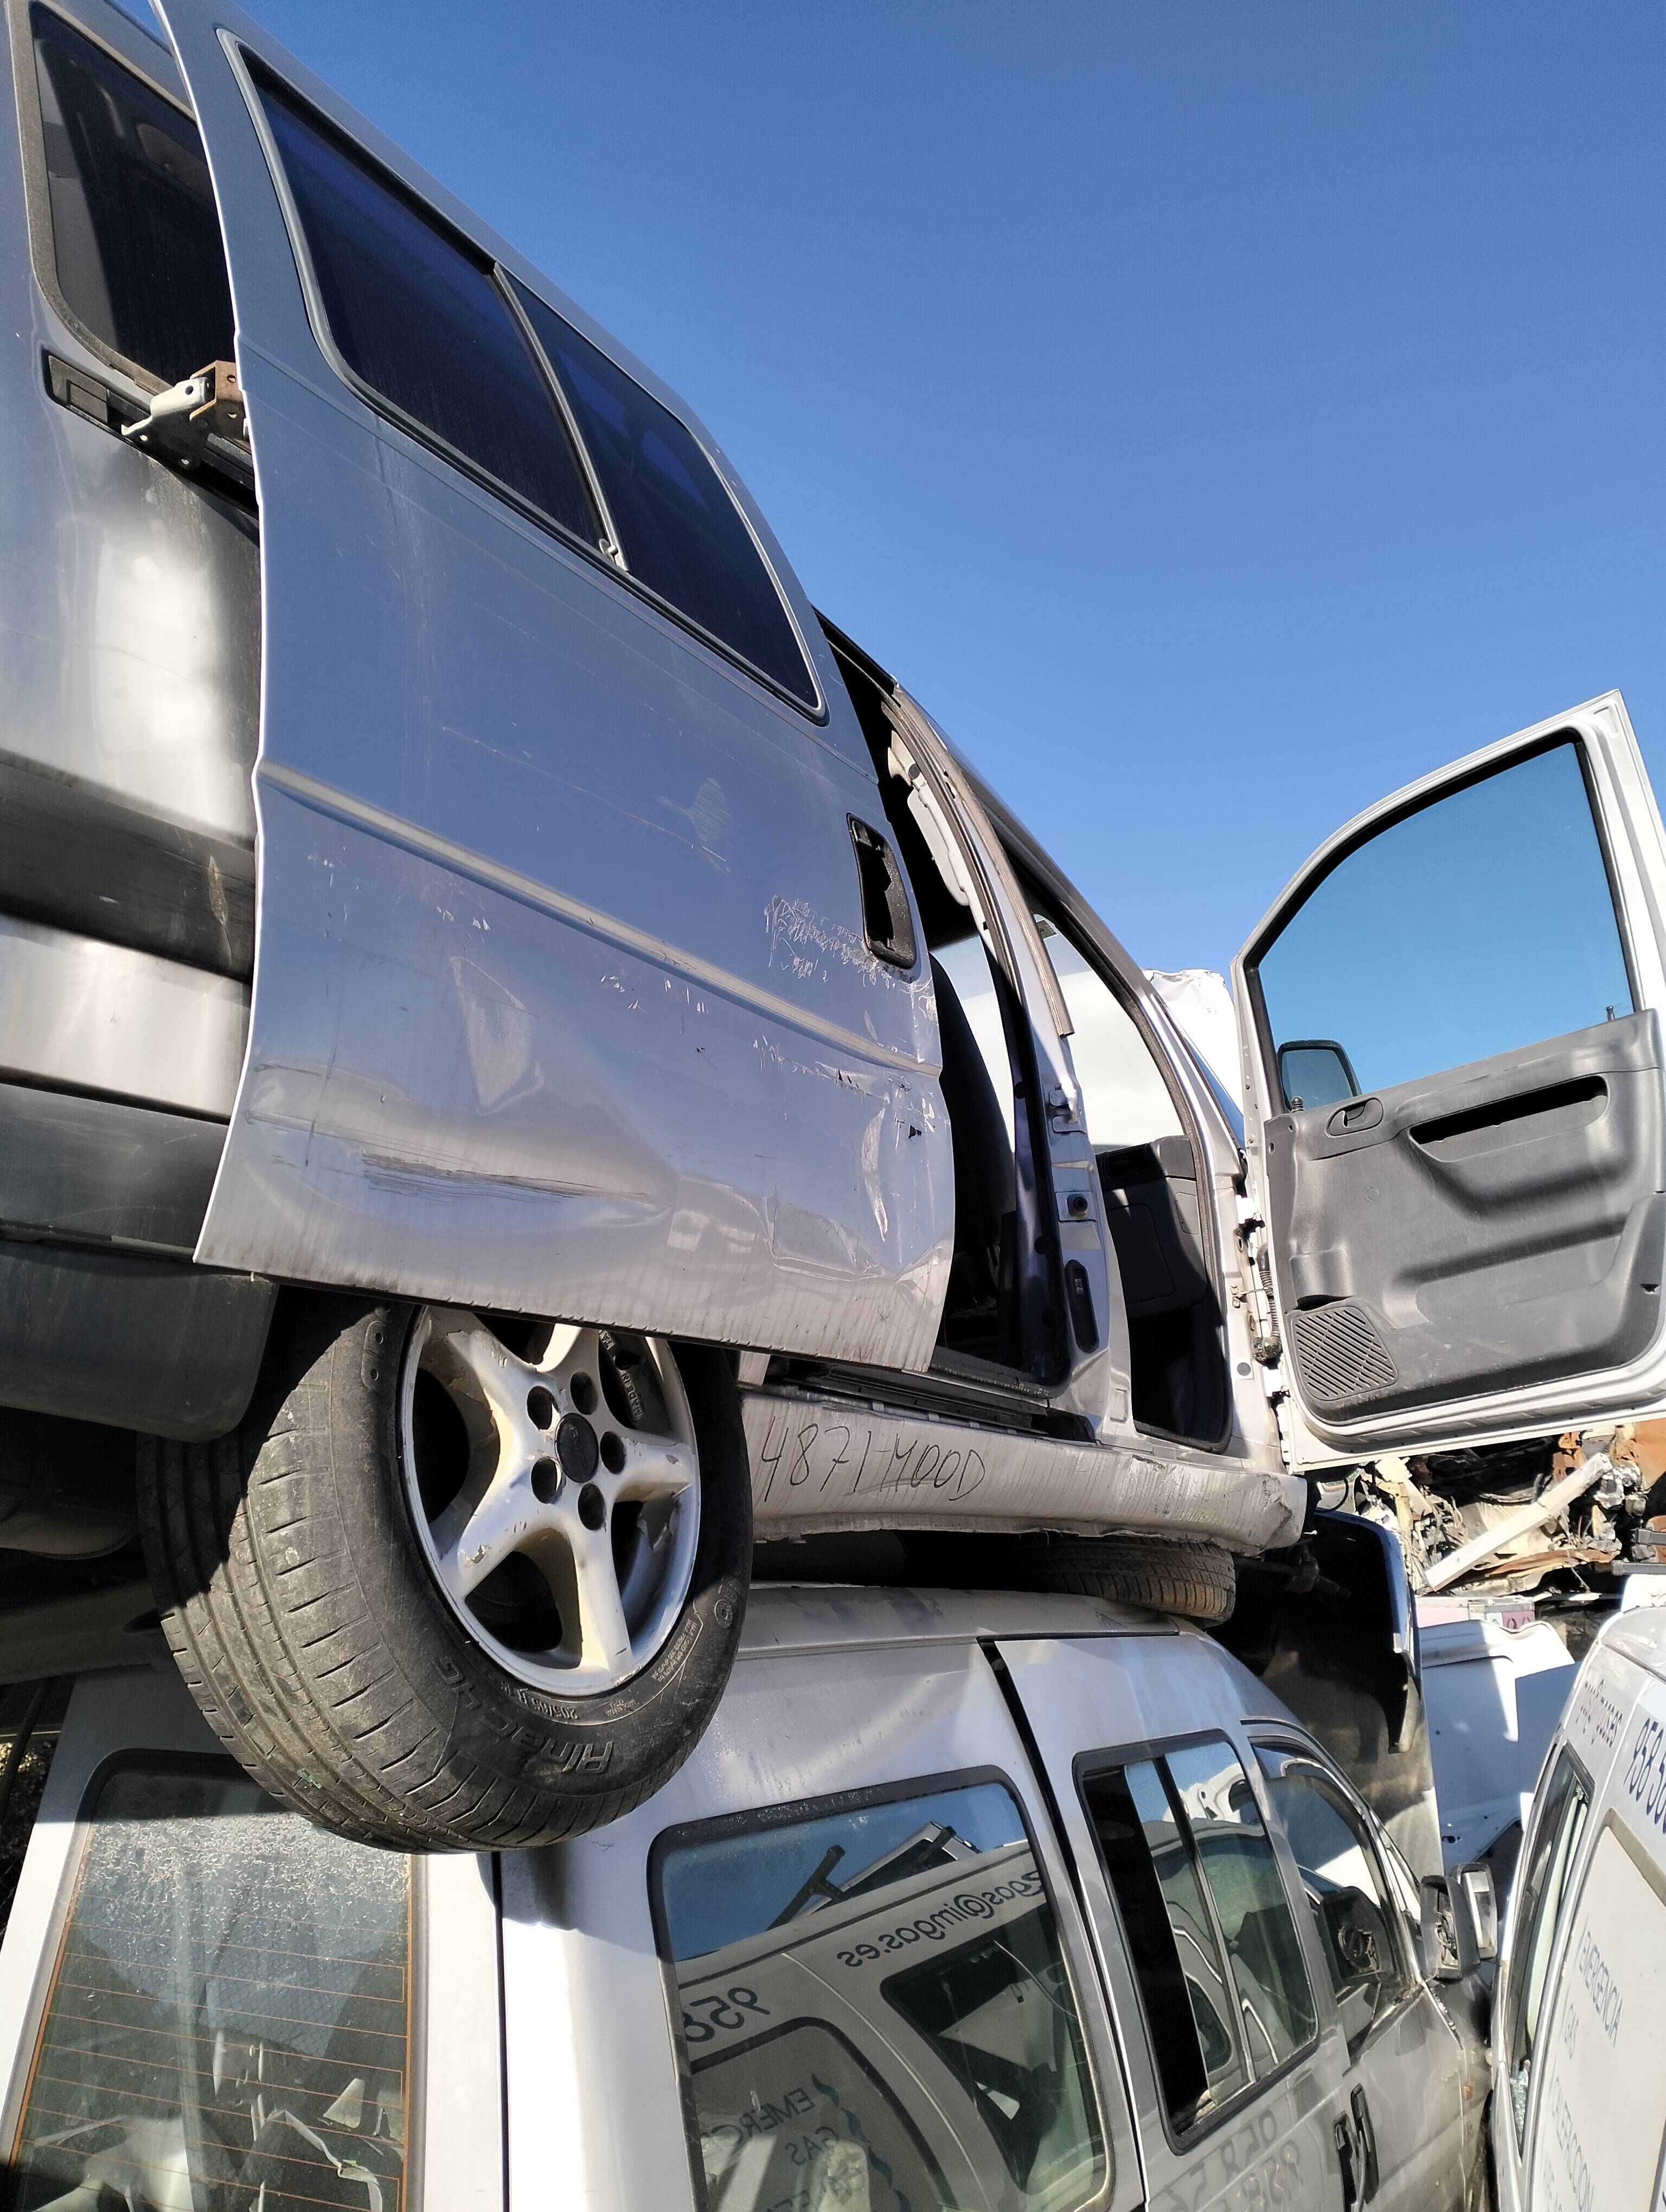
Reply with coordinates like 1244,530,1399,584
1276,1038,1361,1112
1420,1865,1496,1982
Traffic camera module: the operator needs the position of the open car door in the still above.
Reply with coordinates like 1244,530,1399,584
1234,692,1666,1466
149,0,948,1367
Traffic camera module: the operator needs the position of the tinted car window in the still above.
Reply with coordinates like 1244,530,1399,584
655,1778,1105,2211
1252,741,1633,1098
8,1764,411,2210
254,70,599,544
1255,1748,1411,2053
511,278,817,708
1085,1757,1245,2131
1082,1737,1313,2136
31,7,235,385
1163,1741,1316,2069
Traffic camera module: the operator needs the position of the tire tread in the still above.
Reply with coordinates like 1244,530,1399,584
1017,1534,1238,1624
142,1295,747,1851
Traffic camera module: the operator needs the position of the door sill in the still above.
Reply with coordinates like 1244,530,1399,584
773,1352,1091,1439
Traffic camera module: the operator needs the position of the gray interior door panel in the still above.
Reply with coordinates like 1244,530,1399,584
154,0,953,1365
1266,1011,1666,1418
1236,695,1666,1456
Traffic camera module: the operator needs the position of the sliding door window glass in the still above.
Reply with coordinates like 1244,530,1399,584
253,72,599,542
1085,1758,1244,2131
1082,1737,1312,2137
1252,743,1633,1100
31,7,234,384
510,278,816,708
654,1778,1105,2211
1163,1741,1316,2070
9,1764,411,2210
1503,1751,1590,2147
1254,1750,1409,2052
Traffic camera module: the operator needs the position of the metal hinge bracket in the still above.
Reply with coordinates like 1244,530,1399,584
123,359,249,466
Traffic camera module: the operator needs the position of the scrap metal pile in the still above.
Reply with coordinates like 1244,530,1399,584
1343,1422,1666,1599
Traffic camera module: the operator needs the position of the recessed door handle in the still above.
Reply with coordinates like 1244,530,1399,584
848,816,917,969
1334,2116,1359,2210
1328,1096,1383,1136
1351,2087,1380,2203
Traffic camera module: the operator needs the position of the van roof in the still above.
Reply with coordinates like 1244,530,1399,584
1598,1597,1666,1689
738,1580,1184,1657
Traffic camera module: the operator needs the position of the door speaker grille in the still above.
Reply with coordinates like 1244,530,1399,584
1290,1302,1397,1409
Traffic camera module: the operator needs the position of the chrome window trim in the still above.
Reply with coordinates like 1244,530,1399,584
226,35,825,723
9,0,199,398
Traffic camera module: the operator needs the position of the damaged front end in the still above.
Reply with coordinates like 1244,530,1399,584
1351,1421,1666,1602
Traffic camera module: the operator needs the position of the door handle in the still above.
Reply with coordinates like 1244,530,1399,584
1334,2117,1359,2211
1327,1096,1383,1135
1351,2087,1380,2203
848,816,916,968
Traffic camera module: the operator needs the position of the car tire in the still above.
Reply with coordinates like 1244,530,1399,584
1014,1533,1238,1624
140,1293,751,1850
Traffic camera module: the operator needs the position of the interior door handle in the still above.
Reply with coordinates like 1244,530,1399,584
1334,2117,1359,2211
1351,2087,1380,2203
1327,1096,1382,1135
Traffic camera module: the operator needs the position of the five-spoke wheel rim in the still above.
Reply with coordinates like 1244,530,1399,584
398,1309,700,1695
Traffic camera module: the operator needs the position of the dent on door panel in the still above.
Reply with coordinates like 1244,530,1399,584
167,2,954,1362
1267,1012,1666,1419
207,777,951,1359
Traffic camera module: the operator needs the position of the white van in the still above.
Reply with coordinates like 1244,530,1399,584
1490,1598,1666,2209
0,1584,1494,2210
14,0,1666,1856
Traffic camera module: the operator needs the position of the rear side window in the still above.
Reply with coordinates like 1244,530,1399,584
253,69,601,545
1081,1734,1315,2137
7,1764,411,2210
653,1776,1105,2211
511,279,817,708
1504,1747,1591,2149
1254,1748,1411,2054
31,7,234,385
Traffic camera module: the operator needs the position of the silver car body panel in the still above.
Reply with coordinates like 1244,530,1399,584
744,1385,1306,1551
0,911,246,1114
0,1596,1480,2212
1490,1609,1666,2212
142,0,952,1364
501,1584,1149,2212
1,0,260,848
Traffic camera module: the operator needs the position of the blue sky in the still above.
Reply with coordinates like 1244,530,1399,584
214,1,1666,976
